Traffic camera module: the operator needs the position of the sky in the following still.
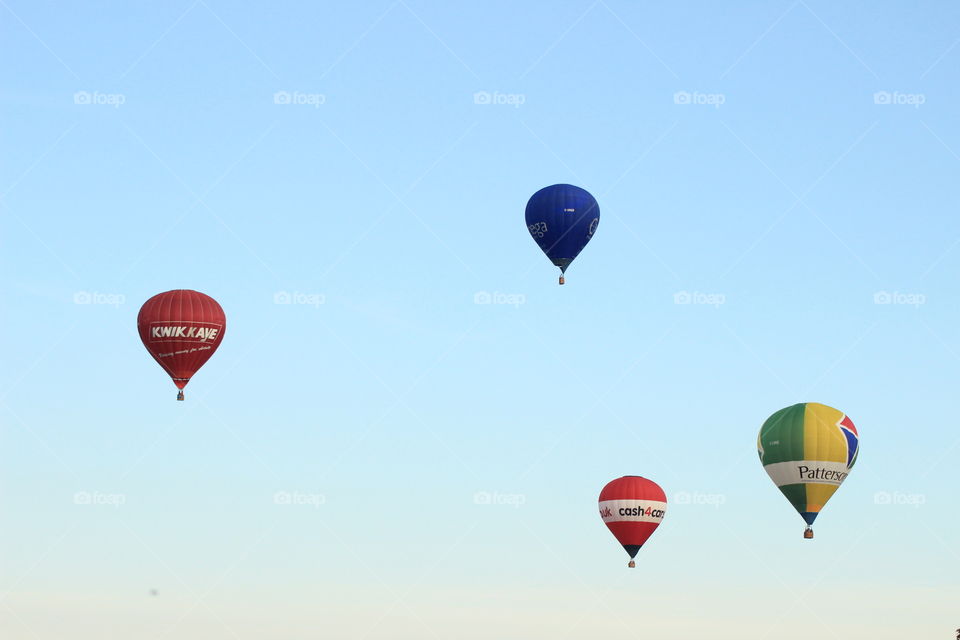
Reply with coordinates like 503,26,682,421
1,0,959,638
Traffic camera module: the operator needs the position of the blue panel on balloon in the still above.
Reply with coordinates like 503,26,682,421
842,428,858,468
525,184,600,274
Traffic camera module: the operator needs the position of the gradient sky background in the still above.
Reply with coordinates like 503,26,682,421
2,1,959,638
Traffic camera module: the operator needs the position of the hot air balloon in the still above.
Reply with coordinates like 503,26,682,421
598,476,667,567
757,402,859,539
137,290,226,400
525,184,599,284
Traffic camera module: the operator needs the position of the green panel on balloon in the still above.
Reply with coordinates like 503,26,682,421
757,403,806,465
777,483,807,515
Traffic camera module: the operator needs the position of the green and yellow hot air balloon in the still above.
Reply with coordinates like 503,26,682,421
757,403,859,539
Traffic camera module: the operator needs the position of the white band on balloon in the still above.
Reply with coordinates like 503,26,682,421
763,460,851,487
598,499,667,524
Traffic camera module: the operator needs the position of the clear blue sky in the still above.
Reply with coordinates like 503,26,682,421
2,1,959,637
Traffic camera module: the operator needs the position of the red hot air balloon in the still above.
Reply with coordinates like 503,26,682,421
137,290,226,400
599,476,667,568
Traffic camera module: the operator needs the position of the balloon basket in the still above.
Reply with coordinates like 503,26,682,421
803,527,814,540
177,390,184,401
558,275,565,285
628,560,635,568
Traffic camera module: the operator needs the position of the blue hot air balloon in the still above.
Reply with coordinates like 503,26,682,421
525,184,600,284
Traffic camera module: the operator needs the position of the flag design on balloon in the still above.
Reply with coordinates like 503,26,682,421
525,184,599,284
757,402,859,538
598,476,667,567
137,290,226,400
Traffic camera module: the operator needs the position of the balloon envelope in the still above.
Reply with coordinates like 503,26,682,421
525,184,599,277
598,476,666,562
137,290,226,397
757,402,859,529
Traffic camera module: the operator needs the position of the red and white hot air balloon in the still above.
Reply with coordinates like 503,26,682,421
598,476,667,567
137,290,226,400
